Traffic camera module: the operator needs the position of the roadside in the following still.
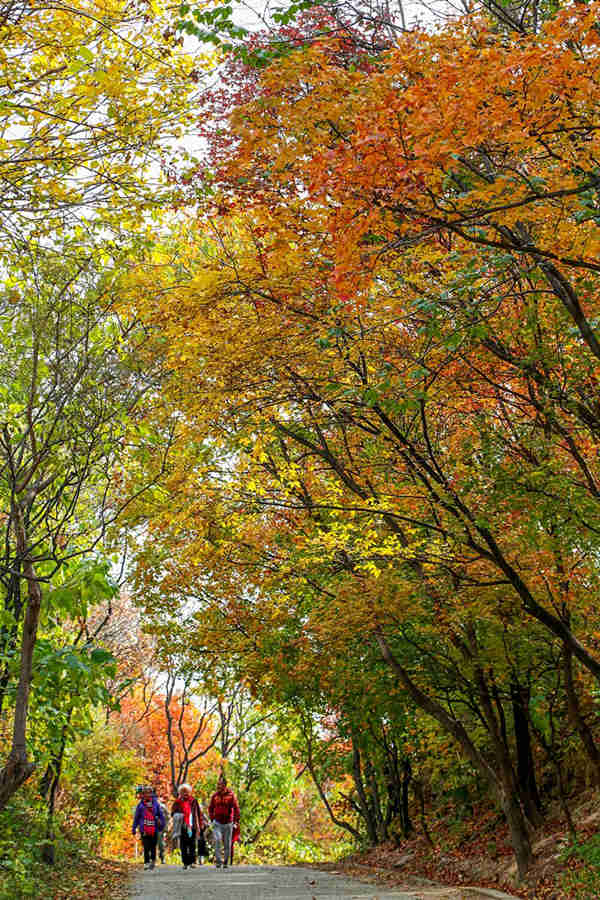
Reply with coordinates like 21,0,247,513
311,862,520,900
45,855,132,900
325,788,600,899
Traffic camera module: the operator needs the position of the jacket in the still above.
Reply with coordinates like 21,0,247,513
208,787,240,825
132,798,165,835
157,801,169,831
171,796,205,832
171,811,184,840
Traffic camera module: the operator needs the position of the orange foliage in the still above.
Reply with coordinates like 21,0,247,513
114,689,218,799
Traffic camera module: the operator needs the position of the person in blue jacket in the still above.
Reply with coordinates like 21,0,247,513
132,786,165,870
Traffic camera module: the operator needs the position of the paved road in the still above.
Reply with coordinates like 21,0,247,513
129,863,508,899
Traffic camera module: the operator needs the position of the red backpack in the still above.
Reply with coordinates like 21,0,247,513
142,801,156,837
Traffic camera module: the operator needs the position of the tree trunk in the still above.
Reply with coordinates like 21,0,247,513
0,755,36,811
511,681,543,827
365,759,386,841
413,777,433,847
383,755,401,831
555,757,577,841
0,571,22,717
401,758,413,838
470,658,537,858
40,717,71,864
351,741,378,844
497,766,534,880
41,766,61,865
563,646,600,785
0,511,42,810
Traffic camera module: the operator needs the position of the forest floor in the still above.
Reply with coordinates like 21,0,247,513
330,788,600,899
45,855,132,900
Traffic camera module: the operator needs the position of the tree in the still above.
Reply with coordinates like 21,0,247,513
0,245,175,808
0,0,202,251
0,0,206,809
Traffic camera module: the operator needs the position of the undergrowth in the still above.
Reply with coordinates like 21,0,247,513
0,792,129,900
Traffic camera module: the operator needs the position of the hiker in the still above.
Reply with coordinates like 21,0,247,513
156,795,170,864
230,820,240,865
171,783,205,870
132,786,165,870
208,773,240,869
170,803,183,853
196,798,210,864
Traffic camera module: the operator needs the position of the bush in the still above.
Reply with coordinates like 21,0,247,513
0,725,140,898
237,831,354,865
60,726,141,837
0,790,92,899
0,789,47,898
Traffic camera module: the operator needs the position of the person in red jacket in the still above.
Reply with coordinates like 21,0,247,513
208,773,240,869
172,783,205,870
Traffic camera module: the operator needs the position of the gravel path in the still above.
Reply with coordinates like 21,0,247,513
129,863,515,899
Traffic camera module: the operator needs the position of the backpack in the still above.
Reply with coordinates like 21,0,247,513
142,802,156,837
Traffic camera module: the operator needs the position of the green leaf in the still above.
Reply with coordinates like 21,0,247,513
90,647,115,666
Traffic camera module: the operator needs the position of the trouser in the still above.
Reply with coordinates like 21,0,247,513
142,833,157,864
180,827,196,866
212,821,233,866
197,827,209,861
158,829,166,861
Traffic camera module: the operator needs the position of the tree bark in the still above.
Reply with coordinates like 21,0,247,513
0,571,22,717
510,681,543,827
365,759,386,841
351,741,378,844
496,764,535,880
0,506,42,810
401,758,413,838
563,646,600,785
413,777,433,847
40,715,72,864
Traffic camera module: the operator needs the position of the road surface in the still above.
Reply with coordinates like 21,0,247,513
129,862,518,899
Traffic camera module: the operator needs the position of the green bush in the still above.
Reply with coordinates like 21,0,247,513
237,830,353,865
0,791,58,899
61,726,141,835
0,725,140,898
